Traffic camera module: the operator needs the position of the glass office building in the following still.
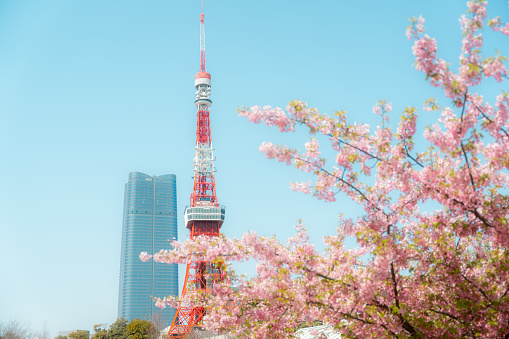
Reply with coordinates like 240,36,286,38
118,172,178,326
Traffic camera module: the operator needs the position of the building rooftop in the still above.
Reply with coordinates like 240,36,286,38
295,325,342,339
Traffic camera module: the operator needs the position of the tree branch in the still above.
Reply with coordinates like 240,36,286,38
295,118,383,161
460,273,492,305
404,147,424,168
295,156,372,205
428,308,461,323
460,141,476,191
474,104,509,139
337,138,383,161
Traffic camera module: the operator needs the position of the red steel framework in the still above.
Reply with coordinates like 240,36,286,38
167,3,231,338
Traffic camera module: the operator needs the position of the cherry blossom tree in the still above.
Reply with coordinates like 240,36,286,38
142,1,509,338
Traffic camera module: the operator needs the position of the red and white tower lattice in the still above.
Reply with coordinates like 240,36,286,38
167,3,230,338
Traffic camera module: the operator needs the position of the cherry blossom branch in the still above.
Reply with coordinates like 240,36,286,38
291,115,383,162
390,263,419,337
428,308,461,323
430,188,496,229
301,267,338,283
460,273,493,305
368,299,416,337
333,138,382,161
293,156,372,205
459,91,469,126
404,146,424,168
473,104,509,139
334,129,422,168
307,299,400,338
465,207,495,229
387,195,420,218
499,284,509,301
390,263,400,311
460,141,477,191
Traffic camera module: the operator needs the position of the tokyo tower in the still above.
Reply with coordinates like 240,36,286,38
167,2,230,338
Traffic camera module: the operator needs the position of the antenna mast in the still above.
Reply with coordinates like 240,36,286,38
200,0,205,72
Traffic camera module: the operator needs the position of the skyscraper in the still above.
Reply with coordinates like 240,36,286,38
118,171,179,325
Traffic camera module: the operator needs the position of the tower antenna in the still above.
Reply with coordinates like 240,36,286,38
200,0,206,72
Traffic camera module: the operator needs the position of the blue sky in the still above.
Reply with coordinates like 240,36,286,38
0,0,507,336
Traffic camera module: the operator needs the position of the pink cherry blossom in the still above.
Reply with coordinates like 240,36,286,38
139,252,152,262
155,299,166,309
406,15,425,40
290,180,311,194
489,16,509,35
483,56,508,82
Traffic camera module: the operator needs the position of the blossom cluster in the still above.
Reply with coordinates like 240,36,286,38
489,16,509,35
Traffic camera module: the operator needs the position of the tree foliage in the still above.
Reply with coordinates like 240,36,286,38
68,330,89,339
145,0,509,338
90,319,157,339
125,320,154,339
107,319,127,339
91,325,108,339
